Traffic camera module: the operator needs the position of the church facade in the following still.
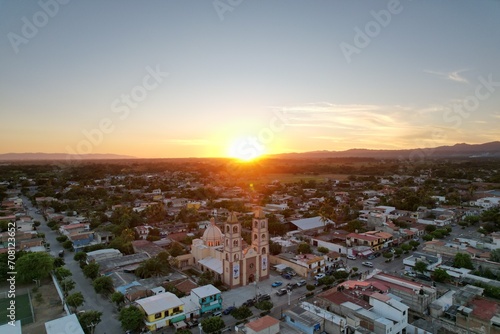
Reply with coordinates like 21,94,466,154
191,209,270,288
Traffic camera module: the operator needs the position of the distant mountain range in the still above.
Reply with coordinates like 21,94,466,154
0,153,135,161
272,141,500,159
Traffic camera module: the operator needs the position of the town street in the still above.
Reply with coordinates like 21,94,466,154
22,196,123,334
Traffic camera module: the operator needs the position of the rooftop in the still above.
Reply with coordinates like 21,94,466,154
135,292,184,315
245,315,280,332
191,284,221,299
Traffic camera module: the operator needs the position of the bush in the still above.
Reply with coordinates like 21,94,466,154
255,301,273,311
56,236,68,243
231,306,253,320
306,284,315,291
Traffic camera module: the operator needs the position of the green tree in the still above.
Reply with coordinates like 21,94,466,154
256,300,273,311
53,257,65,268
317,246,329,254
414,261,428,274
401,244,412,253
62,240,74,250
61,279,75,297
135,257,169,278
16,252,54,283
177,330,192,334
56,235,68,243
319,275,335,286
425,225,436,233
93,276,114,295
74,252,87,262
297,242,312,254
306,284,315,291
66,292,84,311
232,305,253,320
432,268,451,283
77,310,103,334
119,306,144,331
83,262,100,280
111,291,125,307
201,316,225,333
409,240,420,250
491,249,500,263
54,267,72,281
453,253,474,270
345,219,366,233
168,242,186,257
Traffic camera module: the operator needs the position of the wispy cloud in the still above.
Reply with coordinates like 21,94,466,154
164,139,210,146
424,69,469,84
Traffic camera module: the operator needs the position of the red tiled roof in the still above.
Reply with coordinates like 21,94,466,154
245,315,280,332
470,298,499,321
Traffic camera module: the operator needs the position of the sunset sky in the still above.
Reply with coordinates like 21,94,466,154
1,1,499,159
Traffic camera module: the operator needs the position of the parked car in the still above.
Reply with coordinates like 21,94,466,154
212,311,222,317
276,288,287,296
296,279,307,287
272,281,283,287
187,320,199,328
243,299,255,307
257,294,271,302
282,273,292,280
58,250,64,258
347,254,357,260
223,306,236,315
314,273,326,280
373,252,381,258
286,270,297,276
286,283,295,290
362,261,374,267
367,254,375,260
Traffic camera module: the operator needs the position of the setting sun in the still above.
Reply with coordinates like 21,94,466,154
228,137,266,161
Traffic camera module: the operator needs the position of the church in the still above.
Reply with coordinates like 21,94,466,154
191,209,270,288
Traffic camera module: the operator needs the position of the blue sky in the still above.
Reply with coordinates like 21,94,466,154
1,0,499,158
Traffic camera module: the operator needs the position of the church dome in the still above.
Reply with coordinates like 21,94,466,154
202,218,223,247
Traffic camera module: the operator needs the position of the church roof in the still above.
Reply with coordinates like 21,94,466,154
202,218,223,243
255,207,266,219
227,212,239,224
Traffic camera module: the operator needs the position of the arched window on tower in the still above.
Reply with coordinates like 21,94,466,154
261,233,266,240
226,254,229,261
226,225,230,233
233,226,238,233
254,221,258,228
254,234,258,241
262,247,267,254
261,221,265,228
233,240,238,247
234,254,239,261
226,239,229,246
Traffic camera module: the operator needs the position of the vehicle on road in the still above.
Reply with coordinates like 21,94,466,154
373,252,381,258
367,254,375,260
243,299,255,307
223,306,235,315
416,274,431,281
58,250,64,258
272,281,283,287
187,320,199,328
276,288,287,296
296,279,307,287
212,311,222,317
257,294,271,302
347,254,357,260
362,261,373,267
282,273,292,279
314,273,325,280
286,283,296,290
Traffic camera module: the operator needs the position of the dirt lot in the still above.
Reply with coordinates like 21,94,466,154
23,279,67,334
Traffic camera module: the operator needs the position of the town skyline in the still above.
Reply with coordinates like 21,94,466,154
1,1,499,159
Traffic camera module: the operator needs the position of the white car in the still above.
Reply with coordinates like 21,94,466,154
362,261,373,267
347,254,357,260
314,273,326,280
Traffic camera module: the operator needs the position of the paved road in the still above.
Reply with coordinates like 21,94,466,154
22,196,123,334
